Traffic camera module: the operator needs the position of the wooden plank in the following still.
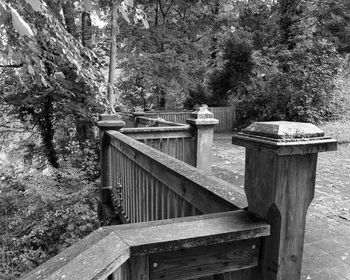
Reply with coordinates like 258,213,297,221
108,131,247,212
112,210,269,256
149,239,259,280
122,128,192,139
128,255,149,280
244,149,317,280
108,263,128,280
21,229,130,280
213,268,257,280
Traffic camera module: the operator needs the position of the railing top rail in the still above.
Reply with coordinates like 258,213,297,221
113,210,269,256
22,227,130,280
137,116,187,127
22,211,269,280
107,131,247,211
121,125,192,134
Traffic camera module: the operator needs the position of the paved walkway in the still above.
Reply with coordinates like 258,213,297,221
212,136,350,280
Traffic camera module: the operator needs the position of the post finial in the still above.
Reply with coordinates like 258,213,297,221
97,114,125,130
232,121,337,155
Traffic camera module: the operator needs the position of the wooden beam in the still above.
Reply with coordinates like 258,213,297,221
233,121,337,280
21,229,130,280
149,239,259,280
113,210,270,256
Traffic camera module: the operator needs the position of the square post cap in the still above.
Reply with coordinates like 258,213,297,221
96,114,125,130
186,104,219,126
232,121,337,155
132,108,146,117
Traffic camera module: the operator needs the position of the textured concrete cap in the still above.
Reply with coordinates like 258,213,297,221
232,121,337,155
97,114,125,128
190,104,214,119
242,121,325,139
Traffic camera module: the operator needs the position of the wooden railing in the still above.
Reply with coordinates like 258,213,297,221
127,106,237,133
22,211,269,280
121,125,195,165
21,107,338,280
108,131,247,224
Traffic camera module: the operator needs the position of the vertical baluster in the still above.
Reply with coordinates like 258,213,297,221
142,170,147,222
126,157,130,222
114,148,118,209
149,174,153,221
181,199,186,218
134,165,138,223
166,137,170,156
191,205,197,216
152,177,157,221
167,189,173,219
181,137,185,162
162,184,168,220
155,179,161,220
131,160,135,223
144,171,149,222
122,153,127,219
159,138,163,153
138,166,142,222
135,164,138,223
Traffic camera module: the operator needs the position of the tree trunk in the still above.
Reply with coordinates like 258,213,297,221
62,1,78,39
209,0,220,60
39,96,59,168
279,0,302,48
82,11,93,48
45,0,63,23
107,5,119,113
62,6,94,146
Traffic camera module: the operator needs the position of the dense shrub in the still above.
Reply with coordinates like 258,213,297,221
205,30,255,107
236,38,344,125
0,165,100,279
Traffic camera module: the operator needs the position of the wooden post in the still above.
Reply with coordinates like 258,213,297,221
133,110,146,127
97,114,125,223
232,121,337,280
187,105,219,174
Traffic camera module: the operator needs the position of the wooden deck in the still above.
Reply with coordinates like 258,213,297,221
21,106,337,280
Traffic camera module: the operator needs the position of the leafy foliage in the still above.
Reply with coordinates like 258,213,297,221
206,30,254,106
0,164,99,279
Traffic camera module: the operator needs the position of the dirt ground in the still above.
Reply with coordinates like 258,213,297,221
212,136,350,279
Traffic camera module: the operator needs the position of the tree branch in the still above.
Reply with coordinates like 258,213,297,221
0,63,24,68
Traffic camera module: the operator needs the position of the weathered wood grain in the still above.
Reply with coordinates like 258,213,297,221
21,211,269,280
21,228,130,280
113,210,269,256
244,150,317,280
149,239,259,280
108,131,247,213
128,256,149,280
233,121,338,280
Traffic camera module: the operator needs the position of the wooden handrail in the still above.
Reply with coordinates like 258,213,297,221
21,211,270,280
21,227,130,280
121,125,193,139
136,116,187,127
108,130,247,214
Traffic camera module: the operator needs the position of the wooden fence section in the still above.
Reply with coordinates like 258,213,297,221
126,106,236,133
121,126,196,166
108,130,247,224
210,106,236,133
139,111,191,125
